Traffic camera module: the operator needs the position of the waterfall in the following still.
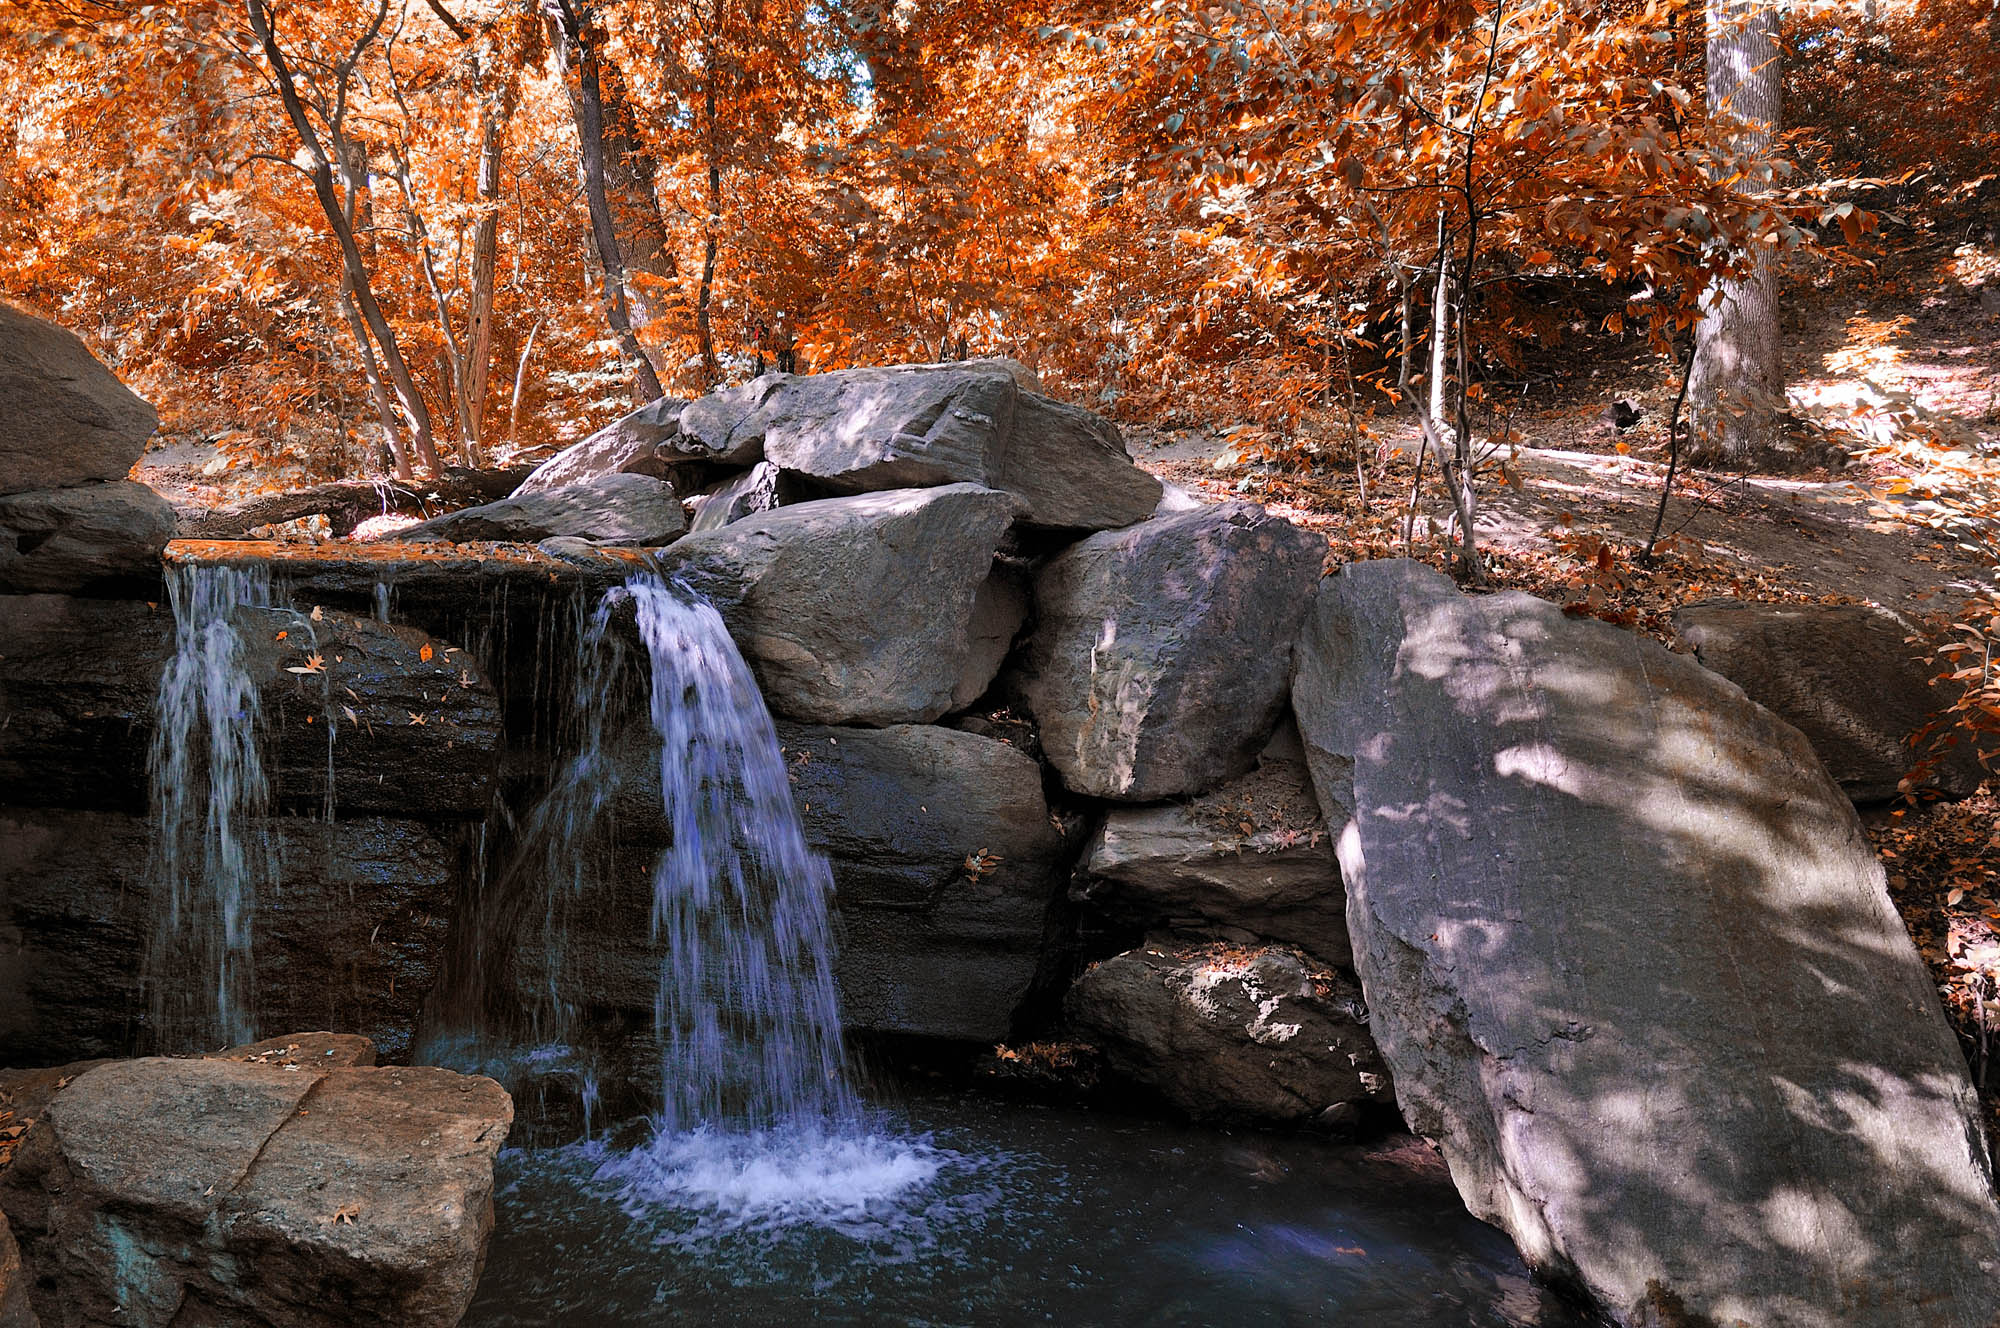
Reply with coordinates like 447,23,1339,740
625,575,857,1132
146,563,274,1052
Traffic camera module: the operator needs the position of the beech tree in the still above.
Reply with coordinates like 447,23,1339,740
1688,0,1784,461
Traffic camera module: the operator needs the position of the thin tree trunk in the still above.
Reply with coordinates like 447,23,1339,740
547,0,666,403
246,0,442,472
462,89,508,464
509,318,544,447
695,0,723,385
1427,215,1453,452
1689,0,1783,461
340,289,413,480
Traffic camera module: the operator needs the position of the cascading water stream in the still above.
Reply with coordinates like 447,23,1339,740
146,562,275,1052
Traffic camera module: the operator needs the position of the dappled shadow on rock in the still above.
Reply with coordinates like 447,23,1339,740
1292,558,2000,1326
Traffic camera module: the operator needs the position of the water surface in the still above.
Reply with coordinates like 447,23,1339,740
467,1089,1596,1327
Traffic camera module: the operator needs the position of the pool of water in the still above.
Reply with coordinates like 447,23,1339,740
465,1089,1598,1327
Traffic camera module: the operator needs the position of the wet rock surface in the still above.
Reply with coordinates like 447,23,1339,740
661,484,1019,725
0,1054,509,1328
0,810,459,1066
1292,558,2000,1327
1065,941,1392,1125
0,301,158,496
1020,501,1323,800
1672,597,1984,802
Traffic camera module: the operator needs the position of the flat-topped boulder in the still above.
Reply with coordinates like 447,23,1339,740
1064,941,1391,1126
392,472,685,546
1673,598,1984,802
1292,558,2000,1326
661,484,1019,725
1019,501,1323,799
0,481,175,595
0,302,158,496
0,1055,509,1328
671,364,1160,531
1073,723,1348,964
515,397,688,494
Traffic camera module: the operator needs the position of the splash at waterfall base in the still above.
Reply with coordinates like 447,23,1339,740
1,355,1997,1327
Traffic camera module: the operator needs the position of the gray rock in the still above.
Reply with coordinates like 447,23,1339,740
0,810,459,1066
393,472,685,546
1020,501,1324,799
687,460,798,533
0,302,158,496
1064,941,1391,1125
515,396,687,494
529,722,1064,1043
662,484,1018,725
0,481,174,594
673,365,1159,530
1291,558,2000,1327
1075,723,1348,964
0,1057,509,1328
0,1209,32,1328
1673,599,1985,802
951,566,1029,711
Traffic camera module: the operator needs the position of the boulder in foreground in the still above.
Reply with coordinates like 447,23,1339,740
1292,558,2000,1327
0,302,158,497
0,1053,509,1328
1065,941,1391,1126
0,482,175,595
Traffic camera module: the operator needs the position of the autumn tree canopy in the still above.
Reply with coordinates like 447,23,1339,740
0,0,1984,481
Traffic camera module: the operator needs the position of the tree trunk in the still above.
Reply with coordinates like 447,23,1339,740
695,0,723,386
462,89,508,463
1689,0,1783,461
334,139,411,480
547,0,666,403
246,0,442,473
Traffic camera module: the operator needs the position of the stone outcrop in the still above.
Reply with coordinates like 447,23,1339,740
1019,501,1323,799
1672,598,1984,802
0,810,459,1066
1064,942,1391,1125
671,364,1160,531
687,461,800,533
393,472,685,546
1072,723,1348,964
663,484,1020,725
0,482,175,595
0,1054,509,1328
515,397,687,495
1291,558,2000,1327
0,1209,33,1328
0,302,158,497
0,594,501,817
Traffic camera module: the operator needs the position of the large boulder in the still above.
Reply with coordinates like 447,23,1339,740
0,482,174,595
535,722,1066,1043
515,397,687,495
0,303,158,496
0,1056,509,1328
1073,723,1348,964
0,810,460,1065
1019,501,1323,800
663,484,1019,725
393,472,684,546
1291,558,2000,1326
0,595,501,817
673,365,1160,531
1064,941,1391,1125
1672,599,1985,802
